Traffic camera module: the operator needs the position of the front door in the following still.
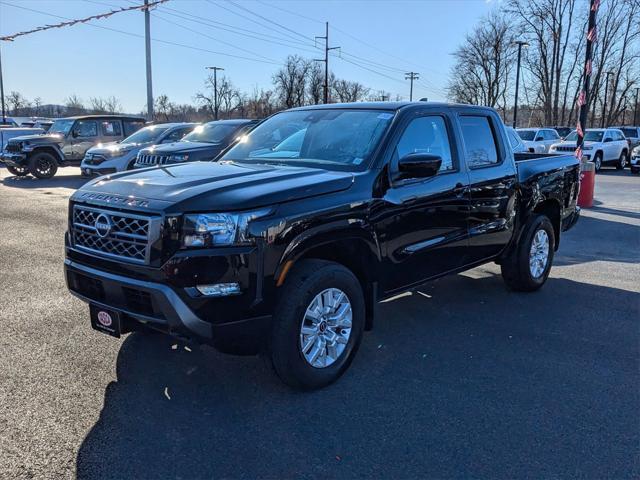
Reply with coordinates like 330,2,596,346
375,111,470,294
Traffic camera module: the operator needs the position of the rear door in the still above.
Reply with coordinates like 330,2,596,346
454,109,518,262
377,108,471,293
70,120,99,160
99,119,124,144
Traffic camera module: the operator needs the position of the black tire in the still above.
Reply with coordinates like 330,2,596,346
6,165,29,176
631,167,640,175
501,214,555,292
28,151,58,179
616,150,628,170
593,152,603,172
269,259,365,390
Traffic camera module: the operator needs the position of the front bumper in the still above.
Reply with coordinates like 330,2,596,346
65,244,275,353
0,152,27,166
81,166,117,177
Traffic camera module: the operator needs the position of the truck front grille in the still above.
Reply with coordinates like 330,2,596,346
72,205,159,264
136,153,170,166
5,143,21,153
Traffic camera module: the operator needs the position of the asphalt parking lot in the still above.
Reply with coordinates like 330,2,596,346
0,167,638,479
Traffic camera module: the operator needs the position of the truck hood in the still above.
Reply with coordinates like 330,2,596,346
139,141,220,155
73,161,355,212
7,133,62,144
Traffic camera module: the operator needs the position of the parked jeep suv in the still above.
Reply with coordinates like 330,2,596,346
1,115,145,178
549,128,629,171
134,119,257,168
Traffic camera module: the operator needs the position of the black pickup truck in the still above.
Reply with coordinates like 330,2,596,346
64,102,580,389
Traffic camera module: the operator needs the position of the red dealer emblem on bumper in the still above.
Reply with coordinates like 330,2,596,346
97,311,113,327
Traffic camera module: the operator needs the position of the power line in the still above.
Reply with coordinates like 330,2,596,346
0,0,168,41
0,1,281,65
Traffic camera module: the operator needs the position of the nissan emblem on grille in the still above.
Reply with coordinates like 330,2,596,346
94,213,112,238
72,205,158,264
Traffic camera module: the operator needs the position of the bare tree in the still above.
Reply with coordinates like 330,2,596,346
307,63,324,105
154,94,173,122
332,79,370,103
64,94,85,115
196,74,241,119
104,96,122,114
273,55,312,108
446,12,515,113
7,91,29,114
508,0,586,126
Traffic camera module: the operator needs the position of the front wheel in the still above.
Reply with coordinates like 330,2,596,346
269,259,365,390
593,152,603,172
501,214,555,292
616,151,628,170
6,165,29,176
28,152,58,179
631,166,640,175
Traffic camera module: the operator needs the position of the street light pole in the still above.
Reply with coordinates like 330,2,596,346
633,87,639,126
601,71,613,128
512,40,529,128
0,42,6,123
144,0,154,121
205,66,224,120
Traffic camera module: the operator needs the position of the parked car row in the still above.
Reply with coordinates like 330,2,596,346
516,125,639,173
0,115,258,179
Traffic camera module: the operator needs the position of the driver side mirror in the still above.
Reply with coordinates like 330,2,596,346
396,153,442,181
71,130,78,138
603,137,612,143
535,136,543,142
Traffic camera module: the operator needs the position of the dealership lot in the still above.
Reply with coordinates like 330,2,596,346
0,168,638,478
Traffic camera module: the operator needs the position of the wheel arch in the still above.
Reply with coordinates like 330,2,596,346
275,232,381,331
29,146,64,163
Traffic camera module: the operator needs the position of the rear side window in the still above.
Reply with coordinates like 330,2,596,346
459,116,499,168
507,129,521,148
123,120,145,136
101,120,122,137
395,116,454,172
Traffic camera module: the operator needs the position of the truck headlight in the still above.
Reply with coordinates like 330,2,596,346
182,209,272,247
632,146,640,156
170,153,190,162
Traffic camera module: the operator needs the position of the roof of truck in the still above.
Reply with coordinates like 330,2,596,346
58,115,146,121
288,101,495,112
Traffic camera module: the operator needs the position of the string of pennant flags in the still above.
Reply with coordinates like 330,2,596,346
0,0,169,42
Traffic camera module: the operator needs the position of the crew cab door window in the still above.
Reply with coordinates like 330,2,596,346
394,116,454,172
459,116,499,168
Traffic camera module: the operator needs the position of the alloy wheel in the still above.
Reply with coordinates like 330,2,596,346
529,229,550,278
299,288,352,368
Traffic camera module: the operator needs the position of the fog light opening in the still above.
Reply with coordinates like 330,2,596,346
195,283,241,297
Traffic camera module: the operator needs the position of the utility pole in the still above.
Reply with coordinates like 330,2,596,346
601,70,614,128
206,66,224,120
0,42,6,123
314,22,339,104
404,72,419,101
633,87,639,125
512,40,529,128
144,0,154,121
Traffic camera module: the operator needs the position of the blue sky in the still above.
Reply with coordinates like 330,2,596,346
0,0,494,113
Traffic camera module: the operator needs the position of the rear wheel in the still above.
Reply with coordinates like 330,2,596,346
269,259,365,390
593,152,603,172
6,165,29,176
28,152,58,179
501,214,555,292
616,151,628,170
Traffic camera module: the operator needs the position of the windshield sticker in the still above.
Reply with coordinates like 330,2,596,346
353,157,363,165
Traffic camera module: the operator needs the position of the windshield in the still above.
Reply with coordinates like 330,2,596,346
48,119,74,135
222,109,394,171
182,123,239,143
122,125,170,144
566,130,604,142
517,130,536,141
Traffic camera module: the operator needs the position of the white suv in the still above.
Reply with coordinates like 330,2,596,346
549,128,629,172
516,128,561,153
